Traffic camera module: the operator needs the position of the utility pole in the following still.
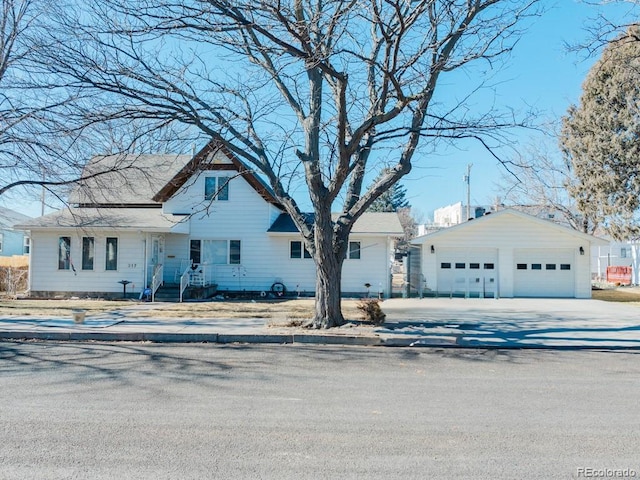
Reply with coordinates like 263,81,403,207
40,166,46,216
464,163,472,220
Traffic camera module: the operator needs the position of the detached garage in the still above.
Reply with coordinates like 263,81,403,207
412,209,608,298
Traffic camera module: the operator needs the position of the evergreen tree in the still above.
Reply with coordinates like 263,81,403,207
368,169,410,212
561,26,640,240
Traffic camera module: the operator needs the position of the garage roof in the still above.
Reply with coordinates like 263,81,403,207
412,209,608,246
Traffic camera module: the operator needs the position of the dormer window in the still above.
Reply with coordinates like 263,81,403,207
205,176,229,201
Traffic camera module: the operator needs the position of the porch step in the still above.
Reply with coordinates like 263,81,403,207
153,284,181,302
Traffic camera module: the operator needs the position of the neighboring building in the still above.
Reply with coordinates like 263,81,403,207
16,137,402,299
591,241,640,284
417,201,494,236
412,209,607,298
0,207,31,257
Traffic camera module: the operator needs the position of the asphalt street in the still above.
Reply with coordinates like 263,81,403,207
1,342,639,479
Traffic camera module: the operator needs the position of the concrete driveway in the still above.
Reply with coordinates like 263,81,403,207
378,297,640,348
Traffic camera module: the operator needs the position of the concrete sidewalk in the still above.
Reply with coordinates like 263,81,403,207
0,298,639,349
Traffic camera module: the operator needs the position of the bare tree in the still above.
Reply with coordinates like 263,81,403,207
572,1,640,56
40,0,539,327
0,0,184,210
496,130,599,234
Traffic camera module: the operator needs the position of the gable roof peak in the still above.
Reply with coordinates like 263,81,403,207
152,136,282,207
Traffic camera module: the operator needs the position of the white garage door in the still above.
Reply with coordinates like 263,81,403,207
513,248,575,297
436,248,498,298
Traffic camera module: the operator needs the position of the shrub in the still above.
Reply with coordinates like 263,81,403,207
0,266,28,295
357,298,386,326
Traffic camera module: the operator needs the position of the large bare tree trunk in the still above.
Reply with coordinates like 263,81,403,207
312,251,345,329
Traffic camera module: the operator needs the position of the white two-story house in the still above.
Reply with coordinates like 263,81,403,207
16,137,402,300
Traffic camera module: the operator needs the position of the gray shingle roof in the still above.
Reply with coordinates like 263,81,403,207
69,154,191,205
268,212,403,235
15,208,188,233
0,206,32,229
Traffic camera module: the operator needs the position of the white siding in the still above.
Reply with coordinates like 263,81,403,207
28,148,397,297
30,230,147,296
420,213,594,298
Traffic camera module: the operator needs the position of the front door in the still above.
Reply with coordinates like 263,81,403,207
151,235,165,266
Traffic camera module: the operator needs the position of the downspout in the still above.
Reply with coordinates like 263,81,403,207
142,236,147,290
27,232,33,294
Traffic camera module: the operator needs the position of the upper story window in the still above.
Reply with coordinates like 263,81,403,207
205,176,229,201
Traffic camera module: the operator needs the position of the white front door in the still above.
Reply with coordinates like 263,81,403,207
151,235,165,266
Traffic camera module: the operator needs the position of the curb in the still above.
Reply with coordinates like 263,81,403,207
0,330,381,346
3,330,640,350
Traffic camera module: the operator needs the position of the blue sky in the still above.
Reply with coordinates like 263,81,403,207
7,0,636,219
402,0,636,221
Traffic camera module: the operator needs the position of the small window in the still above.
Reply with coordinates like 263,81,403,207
229,240,241,264
23,236,30,255
82,237,95,271
469,263,480,269
290,241,311,259
546,263,556,270
105,237,118,271
532,263,542,270
204,176,229,201
58,236,71,270
517,264,527,270
484,263,494,270
190,240,201,264
455,263,465,269
348,241,361,260
621,247,628,258
560,264,571,270
290,241,302,259
441,262,451,269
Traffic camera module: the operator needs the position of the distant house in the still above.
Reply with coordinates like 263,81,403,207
412,209,607,298
16,137,402,300
417,201,495,236
0,207,31,257
592,240,640,285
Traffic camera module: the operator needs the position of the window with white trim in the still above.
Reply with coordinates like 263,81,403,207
348,241,361,259
204,176,229,201
290,241,312,259
23,236,30,254
58,237,71,270
82,237,95,270
105,237,118,271
191,239,241,264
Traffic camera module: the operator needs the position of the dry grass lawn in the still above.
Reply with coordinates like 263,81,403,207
591,287,640,303
0,297,365,321
1,288,638,321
